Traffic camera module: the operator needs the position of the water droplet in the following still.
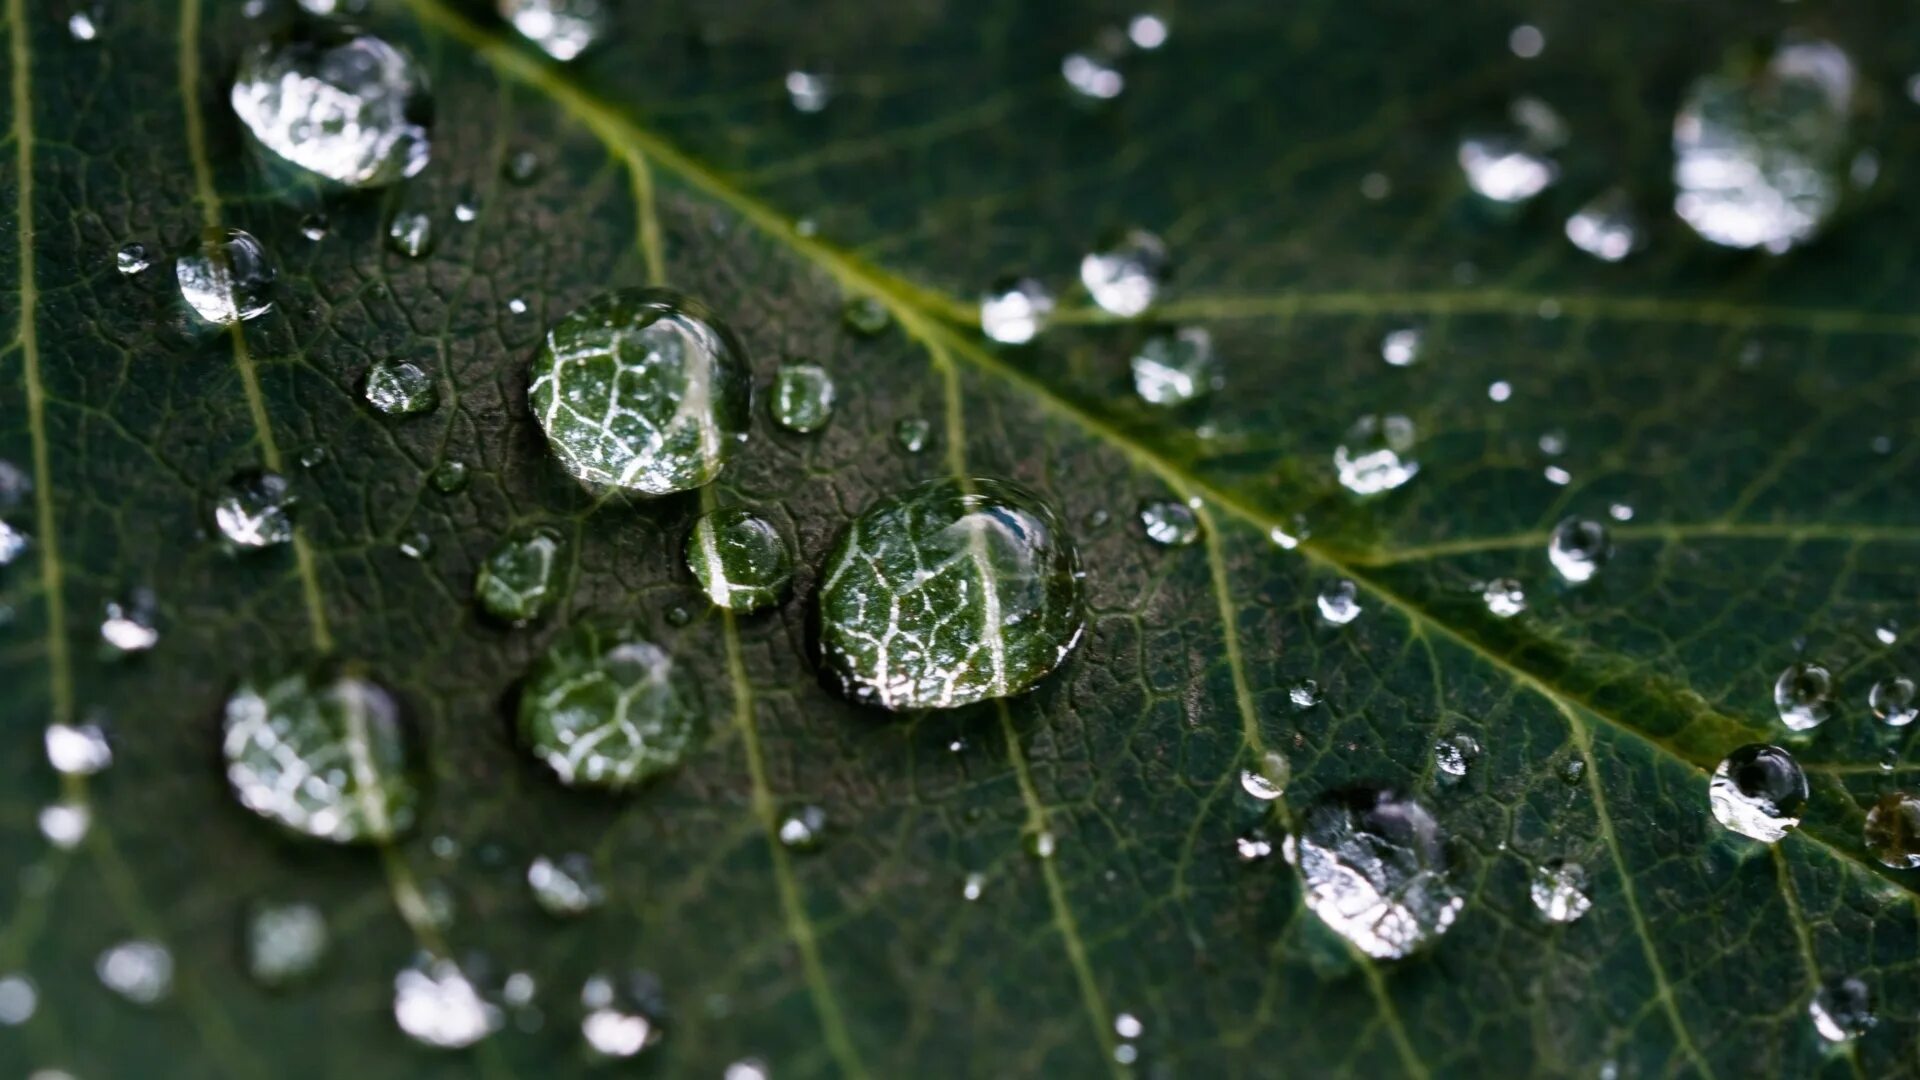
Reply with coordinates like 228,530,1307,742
298,444,329,469
1381,327,1421,367
771,362,835,433
504,150,542,185
67,10,98,41
0,974,36,1026
663,604,692,627
1283,789,1463,959
1870,676,1916,727
1062,52,1123,100
1114,1011,1144,1039
528,853,605,916
501,0,606,61
471,527,566,625
1876,621,1899,646
1809,976,1873,1043
177,228,274,324
1543,465,1572,486
962,872,985,901
116,242,150,275
230,30,430,189
1508,23,1543,59
213,469,295,549
1138,499,1200,547
364,360,438,416
507,297,529,315
430,461,469,494
38,801,90,848
45,721,112,776
580,974,661,1058
398,531,434,560
395,956,501,1049
453,202,477,224
1080,229,1168,318
1026,829,1059,859
1434,734,1479,778
1236,833,1275,861
1774,660,1833,732
1239,750,1290,800
1317,579,1362,625
1563,188,1643,262
529,289,752,496
223,669,420,843
1708,743,1807,843
777,805,829,852
980,276,1053,344
299,214,330,241
1335,414,1419,495
246,902,329,988
894,417,930,454
1674,38,1853,252
0,519,27,567
1289,680,1322,709
687,508,793,613
97,940,173,1006
1530,860,1592,923
385,211,434,258
1458,135,1557,203
1864,792,1920,869
519,624,707,789
725,1060,770,1080
1608,503,1635,522
1547,517,1610,585
842,296,890,336
1480,578,1526,618
817,478,1084,710
1488,380,1512,402
785,70,832,113
1559,758,1586,785
1131,326,1218,405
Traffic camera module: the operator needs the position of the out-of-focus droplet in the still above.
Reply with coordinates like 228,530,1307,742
1864,792,1920,869
1458,135,1557,203
842,296,890,336
777,805,829,852
430,461,469,494
1131,327,1218,405
1317,579,1361,625
230,31,431,189
500,0,606,62
785,71,832,113
1284,789,1463,959
1080,229,1168,318
214,469,294,549
386,211,434,258
38,801,90,848
1335,414,1419,495
894,417,930,454
580,974,661,1059
246,902,329,988
1564,188,1643,262
528,854,605,917
45,721,112,776
980,277,1053,344
1062,52,1123,100
518,624,707,789
1870,676,1916,727
0,974,36,1026
395,956,501,1049
1381,327,1421,367
1547,517,1610,585
1480,578,1526,618
97,940,174,1006
1530,860,1592,923
1138,499,1200,547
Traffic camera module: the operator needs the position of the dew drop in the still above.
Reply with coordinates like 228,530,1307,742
364,360,438,416
1507,23,1543,59
1062,52,1124,100
1128,14,1168,49
298,444,329,469
0,974,36,1026
1334,414,1419,495
817,477,1084,710
67,10,98,41
386,211,435,258
529,288,752,496
687,508,793,613
429,461,469,494
842,296,891,337
518,624,707,789
962,872,985,901
1289,679,1322,709
501,0,606,62
726,1060,770,1080
398,531,434,560
1236,833,1275,861
580,974,661,1058
473,527,566,625
177,228,274,325
45,721,112,776
300,214,330,241
1239,750,1290,801
97,940,173,1006
1283,789,1463,959
1380,327,1421,367
507,297,528,315
1558,758,1586,785
777,805,829,852
1870,676,1916,727
1773,660,1833,732
504,149,542,184
1317,579,1362,625
0,519,28,567
38,801,90,848
1480,578,1526,618
214,469,295,549
1864,792,1920,869
1876,622,1899,646
1138,499,1200,547
223,669,420,844
785,70,832,113
1547,517,1610,585
1131,327,1218,406
771,362,836,433
116,242,150,275
894,417,931,454
395,956,500,1049
246,902,329,988
1708,743,1807,843
1809,976,1873,1043
1488,380,1512,402
1564,188,1643,262
1080,229,1168,318
1026,829,1059,859
980,276,1053,344
1434,734,1479,779
528,853,605,917
1458,135,1557,203
230,30,431,189
1530,860,1592,923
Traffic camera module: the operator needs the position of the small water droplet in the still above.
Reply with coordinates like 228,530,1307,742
1774,660,1834,732
726,1059,771,1080
1434,734,1479,779
1335,414,1419,495
580,974,661,1058
1284,789,1463,959
1114,1011,1144,1040
298,444,329,469
395,956,501,1049
894,416,930,454
528,854,605,917
1236,832,1275,861
1080,229,1168,318
364,360,438,416
842,296,890,336
687,508,793,613
1508,23,1543,59
224,670,420,843
1240,750,1290,801
1559,758,1586,785
1131,326,1218,405
962,872,985,901
771,362,835,433
1290,679,1322,709
45,720,111,776
980,276,1053,344
1530,860,1592,923
504,149,542,184
398,531,434,560
97,940,173,1006
1608,502,1634,522
1138,499,1200,546
501,0,607,62
1547,517,1610,585
1317,579,1362,625
1870,676,1916,727
1488,380,1513,402
246,902,329,988
38,799,89,847
67,10,98,41
1864,792,1920,869
519,624,707,789
0,974,36,1026
507,297,528,315
777,805,829,852
451,201,477,224
1458,135,1557,203
1543,465,1572,486
1709,744,1807,843
231,30,431,189
475,527,566,625
177,228,274,324
1478,578,1526,618
785,70,832,113
1381,327,1422,367
214,469,294,549
116,242,150,275
386,211,435,258
0,519,28,568
1026,829,1059,859
1128,14,1168,50
1062,52,1124,100
1809,976,1873,1043
429,461,469,494
299,213,330,241
1564,188,1643,262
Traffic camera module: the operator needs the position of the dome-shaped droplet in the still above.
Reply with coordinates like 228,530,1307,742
1530,859,1592,923
500,0,606,62
1864,792,1920,869
214,469,295,548
1674,38,1852,253
116,242,150,275
229,31,430,189
1458,135,1557,203
580,973,661,1059
1870,676,1916,727
1138,499,1200,547
980,277,1053,344
1080,229,1168,318
1809,976,1873,1043
771,362,835,433
177,228,274,325
1317,579,1362,625
1564,188,1643,262
842,296,890,336
386,210,434,258
364,360,437,415
1480,578,1526,618
100,588,160,653
1131,327,1218,406
246,902,329,988
1334,414,1418,495
45,720,112,775
528,288,752,496
1434,733,1479,778
686,508,793,613
518,624,707,789
1774,660,1833,732
223,669,420,843
1283,789,1464,959
894,417,930,454
429,460,469,494
1239,750,1290,801
816,477,1085,710
777,804,829,852
394,957,500,1049
527,853,605,917
1547,517,1610,585
1708,743,1807,843
474,527,567,624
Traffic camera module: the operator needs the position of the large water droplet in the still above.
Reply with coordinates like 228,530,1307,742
687,508,793,613
1547,517,1610,585
529,289,752,496
1530,860,1592,923
1564,188,1643,262
1317,579,1362,625
816,477,1085,710
1708,743,1806,843
1674,38,1853,253
1080,229,1168,318
475,527,567,625
223,669,420,844
1138,499,1199,547
1774,660,1833,731
980,277,1053,344
771,362,835,433
1283,789,1464,959
364,360,437,416
395,956,500,1049
246,902,329,988
97,940,173,1006
230,30,430,189
214,469,295,549
1864,792,1920,869
1809,976,1873,1043
0,518,27,568
528,854,605,917
501,0,606,62
1334,414,1419,495
177,228,274,325
45,721,111,776
518,624,707,789
1131,327,1218,406
1870,676,1916,727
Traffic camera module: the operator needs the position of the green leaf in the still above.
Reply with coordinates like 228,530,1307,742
4,0,1919,1076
